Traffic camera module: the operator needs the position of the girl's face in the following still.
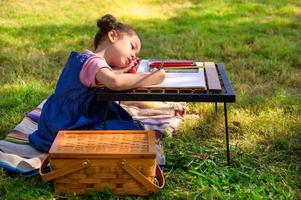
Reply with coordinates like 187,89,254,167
106,32,141,68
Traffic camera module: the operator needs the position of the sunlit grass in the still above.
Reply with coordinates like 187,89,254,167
0,79,49,136
0,0,300,199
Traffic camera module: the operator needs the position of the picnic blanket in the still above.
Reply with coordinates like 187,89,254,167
0,99,186,176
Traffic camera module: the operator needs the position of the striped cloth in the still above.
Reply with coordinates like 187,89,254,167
0,100,186,176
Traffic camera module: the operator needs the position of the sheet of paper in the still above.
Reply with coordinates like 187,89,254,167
148,68,206,89
137,60,206,89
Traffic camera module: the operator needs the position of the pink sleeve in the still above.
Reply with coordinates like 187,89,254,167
80,56,112,87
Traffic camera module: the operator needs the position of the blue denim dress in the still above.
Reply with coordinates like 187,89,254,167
29,51,141,152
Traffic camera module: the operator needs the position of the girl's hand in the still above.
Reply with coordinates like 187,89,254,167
128,57,140,73
151,68,166,84
112,57,140,74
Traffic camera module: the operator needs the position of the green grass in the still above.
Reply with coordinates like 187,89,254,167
0,0,300,199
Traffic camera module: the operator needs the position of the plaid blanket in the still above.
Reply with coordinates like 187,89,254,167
0,100,186,176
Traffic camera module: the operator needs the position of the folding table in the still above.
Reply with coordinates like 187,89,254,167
96,63,236,165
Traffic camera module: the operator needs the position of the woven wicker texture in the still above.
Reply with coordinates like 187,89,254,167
42,130,163,195
51,158,156,195
49,130,156,158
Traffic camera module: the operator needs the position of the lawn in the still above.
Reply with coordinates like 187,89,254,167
0,0,300,199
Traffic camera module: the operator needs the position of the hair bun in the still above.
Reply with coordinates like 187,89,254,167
97,14,117,32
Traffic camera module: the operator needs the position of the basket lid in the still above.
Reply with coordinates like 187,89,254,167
49,130,157,159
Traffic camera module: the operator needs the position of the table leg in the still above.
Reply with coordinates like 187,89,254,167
104,101,109,130
224,102,231,166
215,102,218,114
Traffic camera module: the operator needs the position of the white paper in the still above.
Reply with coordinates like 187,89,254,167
149,69,206,89
137,60,206,89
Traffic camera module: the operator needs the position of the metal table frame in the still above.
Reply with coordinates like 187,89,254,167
96,63,236,165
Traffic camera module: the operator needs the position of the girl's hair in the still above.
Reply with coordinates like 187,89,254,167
94,14,139,50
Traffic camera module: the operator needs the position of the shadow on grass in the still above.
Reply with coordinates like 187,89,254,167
164,103,230,168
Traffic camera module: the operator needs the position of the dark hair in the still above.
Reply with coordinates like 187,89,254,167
93,14,139,50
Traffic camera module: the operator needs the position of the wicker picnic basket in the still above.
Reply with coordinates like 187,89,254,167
39,130,164,195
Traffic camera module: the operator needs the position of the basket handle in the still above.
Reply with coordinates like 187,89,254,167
39,155,90,181
119,159,165,193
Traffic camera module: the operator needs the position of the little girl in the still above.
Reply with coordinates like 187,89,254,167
29,14,165,152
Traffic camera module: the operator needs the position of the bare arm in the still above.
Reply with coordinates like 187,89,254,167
95,68,165,91
111,65,132,74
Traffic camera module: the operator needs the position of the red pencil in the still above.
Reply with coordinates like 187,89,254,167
149,60,195,67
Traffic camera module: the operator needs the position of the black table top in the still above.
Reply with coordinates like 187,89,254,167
96,63,236,103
